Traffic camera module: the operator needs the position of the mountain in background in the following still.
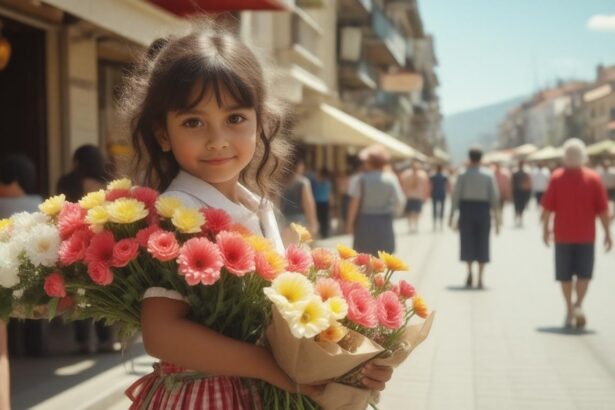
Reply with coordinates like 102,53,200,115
443,96,527,164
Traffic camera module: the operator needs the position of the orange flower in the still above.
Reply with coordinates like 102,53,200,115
336,244,357,259
317,322,348,343
377,251,408,272
412,295,429,319
370,257,386,273
229,223,252,237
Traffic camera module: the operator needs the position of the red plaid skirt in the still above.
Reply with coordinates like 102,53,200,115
126,362,263,410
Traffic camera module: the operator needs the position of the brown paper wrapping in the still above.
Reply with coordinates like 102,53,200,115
266,307,435,410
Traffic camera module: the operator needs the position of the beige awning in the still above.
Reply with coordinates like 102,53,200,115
296,103,426,160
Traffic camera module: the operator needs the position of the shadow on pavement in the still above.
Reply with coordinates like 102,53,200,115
536,327,597,336
445,285,490,292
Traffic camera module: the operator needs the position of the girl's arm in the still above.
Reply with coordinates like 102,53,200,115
141,297,297,392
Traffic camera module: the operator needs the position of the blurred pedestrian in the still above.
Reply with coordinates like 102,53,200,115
542,139,612,329
596,159,615,221
400,162,429,233
429,165,449,231
449,148,500,289
311,168,333,239
512,160,532,227
346,145,405,256
0,154,43,410
56,145,115,353
531,163,550,209
278,154,318,245
493,163,511,217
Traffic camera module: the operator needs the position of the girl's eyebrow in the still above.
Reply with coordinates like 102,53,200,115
175,105,252,116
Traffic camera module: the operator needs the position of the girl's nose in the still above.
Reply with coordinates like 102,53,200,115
205,130,229,151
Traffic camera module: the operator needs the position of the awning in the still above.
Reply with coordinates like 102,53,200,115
297,103,426,160
527,146,562,162
513,143,538,157
587,139,615,156
147,0,290,15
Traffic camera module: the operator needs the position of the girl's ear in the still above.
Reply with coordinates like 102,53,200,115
155,129,171,152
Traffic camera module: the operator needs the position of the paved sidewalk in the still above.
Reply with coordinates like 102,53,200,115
10,206,615,409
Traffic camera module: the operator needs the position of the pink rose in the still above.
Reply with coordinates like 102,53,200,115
59,227,93,265
87,262,114,286
376,291,404,329
44,272,66,298
147,230,180,262
112,238,140,267
374,274,385,288
285,244,312,274
346,287,378,328
399,280,416,299
216,231,255,276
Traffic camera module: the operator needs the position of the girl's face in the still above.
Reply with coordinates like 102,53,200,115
161,88,257,187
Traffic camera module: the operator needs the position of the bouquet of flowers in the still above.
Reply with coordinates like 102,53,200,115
262,232,434,409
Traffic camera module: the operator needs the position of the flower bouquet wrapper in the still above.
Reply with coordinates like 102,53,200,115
266,306,384,385
312,312,435,410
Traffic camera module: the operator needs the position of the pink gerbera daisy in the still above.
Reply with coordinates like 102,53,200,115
131,187,159,210
177,237,224,286
216,231,255,276
285,244,312,274
376,291,404,329
201,208,233,236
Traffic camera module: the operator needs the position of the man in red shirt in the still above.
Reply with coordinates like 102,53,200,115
542,139,612,329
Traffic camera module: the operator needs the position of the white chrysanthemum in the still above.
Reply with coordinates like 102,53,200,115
288,295,331,339
0,243,20,288
0,219,11,242
326,296,348,320
10,212,49,234
24,224,61,267
264,272,314,312
12,288,24,299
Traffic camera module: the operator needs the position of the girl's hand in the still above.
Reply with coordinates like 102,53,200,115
361,363,393,391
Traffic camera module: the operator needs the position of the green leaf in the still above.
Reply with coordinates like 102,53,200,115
47,297,60,320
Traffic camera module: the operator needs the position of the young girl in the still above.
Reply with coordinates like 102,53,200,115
123,19,393,409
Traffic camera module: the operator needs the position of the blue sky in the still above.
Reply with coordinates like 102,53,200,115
419,0,615,115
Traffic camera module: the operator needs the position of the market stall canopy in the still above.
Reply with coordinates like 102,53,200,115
433,147,450,162
482,150,513,164
296,103,428,160
586,139,615,156
527,146,563,162
513,144,538,158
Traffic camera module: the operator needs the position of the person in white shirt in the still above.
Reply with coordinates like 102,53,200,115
531,164,551,207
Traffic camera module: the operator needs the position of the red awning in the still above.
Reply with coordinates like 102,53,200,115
147,0,289,15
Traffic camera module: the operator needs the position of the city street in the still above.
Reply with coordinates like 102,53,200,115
10,205,615,409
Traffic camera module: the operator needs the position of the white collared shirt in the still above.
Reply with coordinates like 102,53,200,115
143,170,284,302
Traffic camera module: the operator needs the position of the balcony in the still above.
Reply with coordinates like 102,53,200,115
339,61,378,90
363,8,405,66
338,0,373,24
380,71,423,93
290,8,323,70
147,0,292,15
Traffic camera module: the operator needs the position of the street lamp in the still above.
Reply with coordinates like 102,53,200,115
0,21,12,71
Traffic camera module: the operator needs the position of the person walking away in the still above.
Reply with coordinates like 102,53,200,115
597,159,615,221
56,145,116,353
429,165,449,231
531,163,550,209
449,148,500,289
312,169,333,238
0,154,43,410
511,161,532,227
400,162,429,233
541,139,612,329
346,145,405,256
278,155,318,245
493,163,511,220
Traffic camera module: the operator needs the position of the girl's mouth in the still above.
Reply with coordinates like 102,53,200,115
201,157,236,166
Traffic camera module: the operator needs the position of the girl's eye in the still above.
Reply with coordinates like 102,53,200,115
228,114,247,125
182,118,203,128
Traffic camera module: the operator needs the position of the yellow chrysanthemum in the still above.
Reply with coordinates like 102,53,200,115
171,207,205,234
288,296,331,339
326,296,348,320
264,272,314,309
107,199,149,224
378,251,408,272
337,260,370,288
336,244,357,259
156,196,184,219
39,194,66,216
317,322,349,343
246,235,274,253
79,190,106,210
290,223,312,244
0,219,11,231
412,295,429,319
106,178,132,190
86,205,109,226
264,250,287,275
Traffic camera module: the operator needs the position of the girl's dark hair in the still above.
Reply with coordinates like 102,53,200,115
73,144,109,181
121,18,290,199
